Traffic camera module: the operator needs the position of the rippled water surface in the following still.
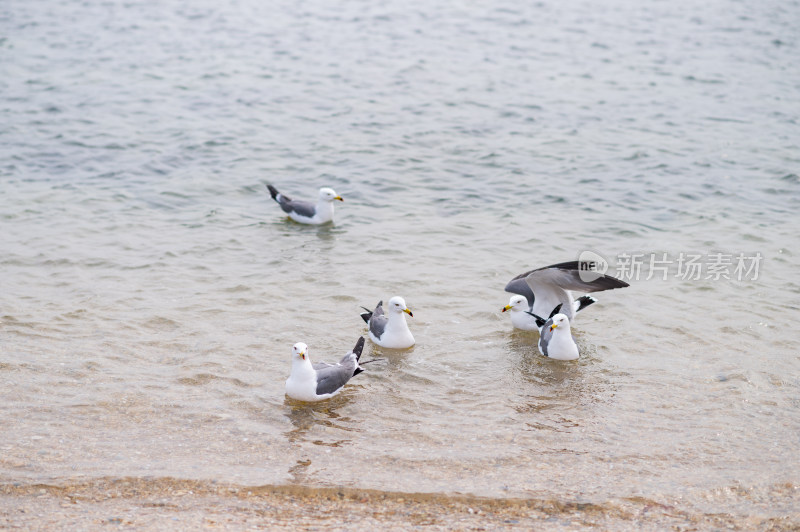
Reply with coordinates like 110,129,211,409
2,0,799,524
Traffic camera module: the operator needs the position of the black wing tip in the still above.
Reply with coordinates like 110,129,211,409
576,295,597,312
352,336,365,359
359,307,372,324
548,303,563,319
590,276,630,290
571,261,631,289
266,184,279,200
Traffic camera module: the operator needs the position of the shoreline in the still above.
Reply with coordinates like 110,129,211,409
1,477,796,530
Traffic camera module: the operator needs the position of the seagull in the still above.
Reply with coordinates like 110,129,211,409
359,296,415,349
504,261,628,324
285,337,366,402
266,184,343,224
529,312,579,360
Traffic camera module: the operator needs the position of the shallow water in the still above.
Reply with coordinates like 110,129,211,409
2,0,799,523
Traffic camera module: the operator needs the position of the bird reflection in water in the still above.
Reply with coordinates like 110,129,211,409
283,393,361,446
282,394,363,484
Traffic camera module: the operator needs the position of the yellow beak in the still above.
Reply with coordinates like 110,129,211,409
300,352,306,359
403,308,413,317
502,305,512,312
550,324,557,331
334,196,343,201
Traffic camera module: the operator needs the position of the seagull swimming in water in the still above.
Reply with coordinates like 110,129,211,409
266,184,343,224
285,337,366,402
359,296,415,349
503,260,628,328
529,312,579,360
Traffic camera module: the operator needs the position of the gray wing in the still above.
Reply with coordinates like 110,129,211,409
314,353,358,395
279,197,316,217
368,301,387,340
312,361,334,370
538,317,554,357
267,185,317,217
504,277,535,308
506,262,603,308
524,261,629,293
512,261,628,319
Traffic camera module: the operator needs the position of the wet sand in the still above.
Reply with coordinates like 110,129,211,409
1,478,797,531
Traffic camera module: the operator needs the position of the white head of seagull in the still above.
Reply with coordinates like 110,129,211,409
503,295,528,312
549,314,569,332
388,296,413,317
501,295,539,331
292,342,309,361
318,187,343,203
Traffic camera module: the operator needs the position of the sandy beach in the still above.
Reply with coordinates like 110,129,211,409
2,478,798,530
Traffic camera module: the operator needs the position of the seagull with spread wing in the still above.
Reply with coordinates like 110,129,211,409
502,261,628,329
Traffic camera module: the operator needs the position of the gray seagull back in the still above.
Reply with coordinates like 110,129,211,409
267,185,317,217
367,301,388,339
283,198,316,218
539,317,555,357
314,358,356,396
313,337,365,396
317,360,356,395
